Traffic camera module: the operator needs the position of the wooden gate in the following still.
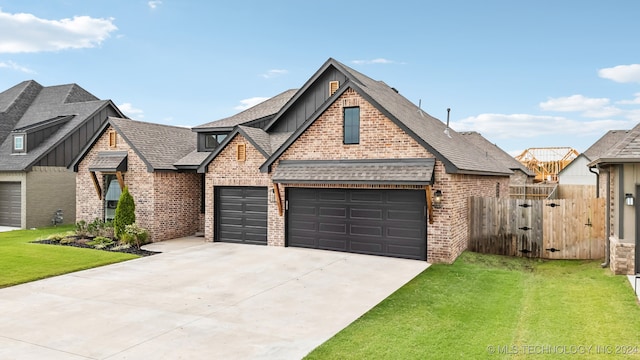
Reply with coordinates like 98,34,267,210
468,197,605,259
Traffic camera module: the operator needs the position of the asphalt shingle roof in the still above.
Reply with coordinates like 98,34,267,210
109,117,196,171
194,89,297,130
272,158,436,185
0,80,114,171
583,129,630,160
460,131,534,176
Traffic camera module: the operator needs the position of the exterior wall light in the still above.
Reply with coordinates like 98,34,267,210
433,189,443,208
625,193,634,206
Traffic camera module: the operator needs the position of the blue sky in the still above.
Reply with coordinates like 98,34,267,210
0,1,638,156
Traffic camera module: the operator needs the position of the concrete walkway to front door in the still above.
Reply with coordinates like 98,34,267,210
0,237,429,359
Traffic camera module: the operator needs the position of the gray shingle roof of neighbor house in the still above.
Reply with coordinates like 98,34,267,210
460,131,535,176
193,89,298,131
589,123,640,165
272,158,436,185
108,117,197,171
0,80,123,171
583,129,630,161
259,58,513,176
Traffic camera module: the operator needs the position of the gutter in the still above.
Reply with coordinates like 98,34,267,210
599,165,610,268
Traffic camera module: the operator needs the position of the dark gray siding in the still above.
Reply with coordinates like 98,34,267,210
34,106,119,167
271,68,346,133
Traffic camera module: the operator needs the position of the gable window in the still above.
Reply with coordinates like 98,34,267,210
204,133,227,150
343,107,360,145
13,134,25,152
237,143,246,161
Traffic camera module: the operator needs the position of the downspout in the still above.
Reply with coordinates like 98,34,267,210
600,165,610,268
589,165,599,197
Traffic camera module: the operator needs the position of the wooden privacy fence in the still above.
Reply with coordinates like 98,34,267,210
468,197,605,259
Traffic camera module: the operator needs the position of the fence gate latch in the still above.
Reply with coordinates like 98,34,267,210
546,203,560,208
585,218,592,227
518,226,532,231
519,203,532,208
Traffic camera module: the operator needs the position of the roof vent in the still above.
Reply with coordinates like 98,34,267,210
329,81,339,96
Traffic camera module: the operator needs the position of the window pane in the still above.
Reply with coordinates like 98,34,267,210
14,136,24,150
344,107,360,144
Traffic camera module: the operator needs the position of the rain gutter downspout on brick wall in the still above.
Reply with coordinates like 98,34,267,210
599,165,610,268
589,165,599,197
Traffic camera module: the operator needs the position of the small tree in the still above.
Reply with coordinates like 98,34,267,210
114,186,135,239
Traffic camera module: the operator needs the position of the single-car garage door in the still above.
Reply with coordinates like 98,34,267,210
215,186,268,245
0,182,21,227
287,188,426,260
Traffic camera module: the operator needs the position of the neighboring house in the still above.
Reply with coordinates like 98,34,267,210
0,80,125,228
197,58,513,263
460,131,534,185
588,126,640,275
71,117,201,241
558,130,628,186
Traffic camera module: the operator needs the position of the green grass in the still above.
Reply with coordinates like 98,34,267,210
0,225,138,288
306,252,640,359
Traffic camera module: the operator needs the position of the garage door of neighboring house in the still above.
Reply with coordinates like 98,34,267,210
215,186,268,245
287,188,427,260
0,182,21,227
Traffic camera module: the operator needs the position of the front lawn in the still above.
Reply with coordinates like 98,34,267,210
0,226,138,288
306,252,640,359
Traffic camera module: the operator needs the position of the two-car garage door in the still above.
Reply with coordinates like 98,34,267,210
0,182,21,227
287,188,427,260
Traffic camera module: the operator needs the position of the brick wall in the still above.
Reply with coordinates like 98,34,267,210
76,126,200,241
26,166,76,228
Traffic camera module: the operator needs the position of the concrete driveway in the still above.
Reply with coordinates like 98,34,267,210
0,237,429,359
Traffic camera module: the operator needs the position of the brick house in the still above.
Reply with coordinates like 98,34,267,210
71,117,202,241
0,80,125,228
588,126,640,274
197,58,513,263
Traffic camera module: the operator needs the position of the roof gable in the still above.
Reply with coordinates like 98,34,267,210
583,129,629,161
259,58,512,176
460,131,533,176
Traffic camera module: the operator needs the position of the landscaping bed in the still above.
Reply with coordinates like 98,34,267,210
32,237,159,257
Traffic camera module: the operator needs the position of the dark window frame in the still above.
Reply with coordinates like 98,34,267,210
343,107,360,145
12,134,26,153
204,133,227,150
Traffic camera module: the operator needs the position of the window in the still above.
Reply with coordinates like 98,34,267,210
13,135,24,152
329,81,339,96
104,174,122,222
204,133,227,150
343,107,360,144
109,131,117,148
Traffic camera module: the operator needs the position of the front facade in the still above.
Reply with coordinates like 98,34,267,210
198,59,512,263
0,80,124,228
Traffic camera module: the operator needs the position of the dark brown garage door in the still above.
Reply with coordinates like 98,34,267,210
215,186,267,245
287,188,426,260
0,182,21,227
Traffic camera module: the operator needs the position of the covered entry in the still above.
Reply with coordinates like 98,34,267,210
215,186,268,245
287,188,427,260
0,182,21,227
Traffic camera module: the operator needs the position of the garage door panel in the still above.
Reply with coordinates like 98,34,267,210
215,187,267,245
350,224,383,237
350,208,383,220
318,222,347,235
288,188,426,260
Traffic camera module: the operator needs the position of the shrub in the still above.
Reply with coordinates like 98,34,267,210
114,187,135,239
46,234,65,243
87,236,114,249
120,223,150,249
75,220,88,237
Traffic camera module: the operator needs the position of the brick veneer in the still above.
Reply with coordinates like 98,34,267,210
76,126,201,241
610,237,635,275
204,89,510,263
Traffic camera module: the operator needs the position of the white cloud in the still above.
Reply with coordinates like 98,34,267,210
451,113,636,140
539,94,610,112
0,60,35,74
118,102,144,119
148,1,162,9
234,97,269,111
351,58,396,65
260,69,288,79
0,9,117,53
598,64,640,83
618,92,640,105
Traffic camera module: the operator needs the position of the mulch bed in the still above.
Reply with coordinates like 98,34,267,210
32,239,159,257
